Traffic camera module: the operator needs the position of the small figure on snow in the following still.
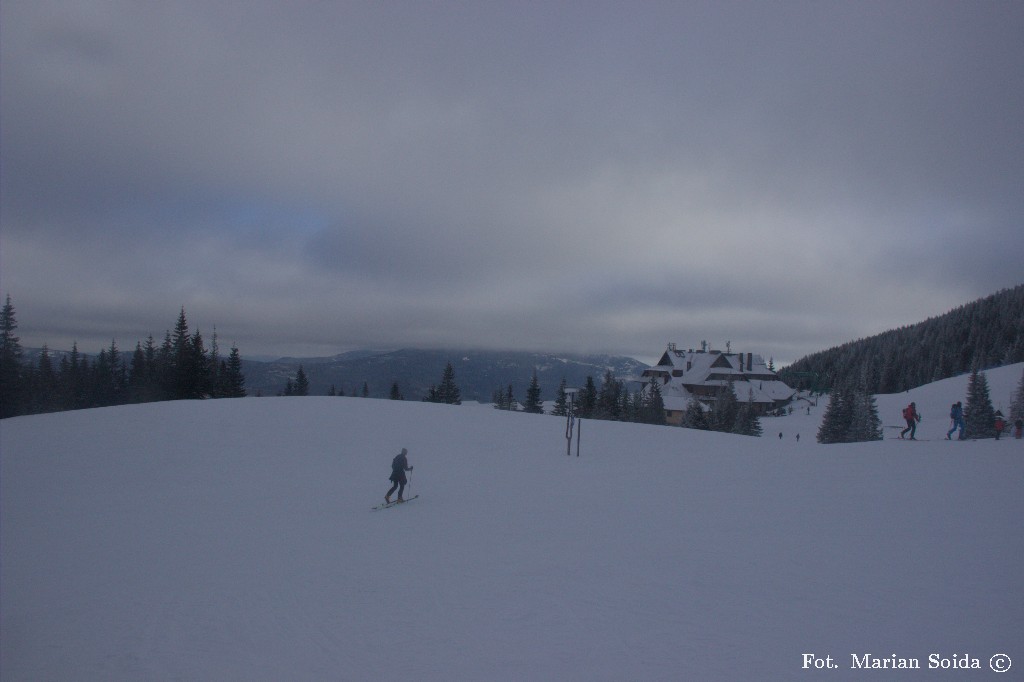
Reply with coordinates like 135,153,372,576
947,401,965,440
994,412,1006,440
385,448,413,503
1015,418,1023,440
899,402,921,440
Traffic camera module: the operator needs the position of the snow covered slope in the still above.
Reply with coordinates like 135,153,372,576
3,364,1022,680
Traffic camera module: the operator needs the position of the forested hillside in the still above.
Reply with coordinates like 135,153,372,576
779,285,1024,393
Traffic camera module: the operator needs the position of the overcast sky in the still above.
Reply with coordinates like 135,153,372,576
2,1,1021,364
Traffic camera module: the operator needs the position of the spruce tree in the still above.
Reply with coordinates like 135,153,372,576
505,384,517,411
389,382,404,400
208,329,221,397
128,342,148,403
619,387,634,423
577,376,597,418
187,330,210,398
681,399,708,430
551,378,569,417
640,376,667,425
0,295,24,417
596,370,622,420
709,381,739,433
523,371,543,413
817,385,853,444
1010,368,1024,423
437,362,461,405
847,387,882,442
964,368,996,438
222,346,246,398
169,309,191,399
293,365,310,396
733,389,762,436
426,363,461,404
33,345,58,414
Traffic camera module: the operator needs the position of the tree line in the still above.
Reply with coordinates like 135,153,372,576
779,285,1024,395
0,297,245,418
493,369,763,435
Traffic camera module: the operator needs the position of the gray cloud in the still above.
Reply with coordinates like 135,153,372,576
2,0,1021,363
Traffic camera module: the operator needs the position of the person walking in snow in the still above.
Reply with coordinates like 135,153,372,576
385,448,413,503
900,402,921,440
947,401,965,440
994,412,1006,440
1015,417,1023,439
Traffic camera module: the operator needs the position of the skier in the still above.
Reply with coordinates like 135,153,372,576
385,448,413,503
946,401,965,440
994,412,1005,440
899,402,921,440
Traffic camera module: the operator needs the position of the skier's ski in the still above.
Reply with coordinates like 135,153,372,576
371,494,419,510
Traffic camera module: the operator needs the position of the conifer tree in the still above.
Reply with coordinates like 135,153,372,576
708,381,739,433
128,342,149,403
629,390,643,423
640,376,667,425
503,384,517,410
596,370,622,420
208,329,221,397
1010,368,1024,423
733,389,762,436
437,362,461,405
293,365,310,396
523,370,543,413
551,378,569,417
619,387,634,422
389,382,404,400
681,399,708,430
817,385,853,444
187,330,210,398
60,342,89,411
0,295,24,417
221,345,246,398
847,386,882,442
577,376,597,418
964,368,996,438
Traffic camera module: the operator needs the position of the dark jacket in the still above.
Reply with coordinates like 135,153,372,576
390,453,411,483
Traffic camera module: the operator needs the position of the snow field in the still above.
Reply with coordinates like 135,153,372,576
2,364,1022,680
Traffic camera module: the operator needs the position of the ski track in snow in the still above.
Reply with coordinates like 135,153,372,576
2,364,1022,680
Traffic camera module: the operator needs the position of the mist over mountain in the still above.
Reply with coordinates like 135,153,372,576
242,349,649,401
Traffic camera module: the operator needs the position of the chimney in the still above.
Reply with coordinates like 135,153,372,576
747,353,753,372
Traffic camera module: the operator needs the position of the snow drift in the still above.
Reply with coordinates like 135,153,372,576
2,364,1022,680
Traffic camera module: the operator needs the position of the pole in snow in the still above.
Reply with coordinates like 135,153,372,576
565,388,580,457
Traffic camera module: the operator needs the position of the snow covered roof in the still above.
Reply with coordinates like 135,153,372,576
643,343,795,406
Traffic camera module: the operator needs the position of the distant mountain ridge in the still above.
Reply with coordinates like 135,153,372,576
241,348,649,401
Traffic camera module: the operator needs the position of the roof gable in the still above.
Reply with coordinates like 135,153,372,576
710,354,732,369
